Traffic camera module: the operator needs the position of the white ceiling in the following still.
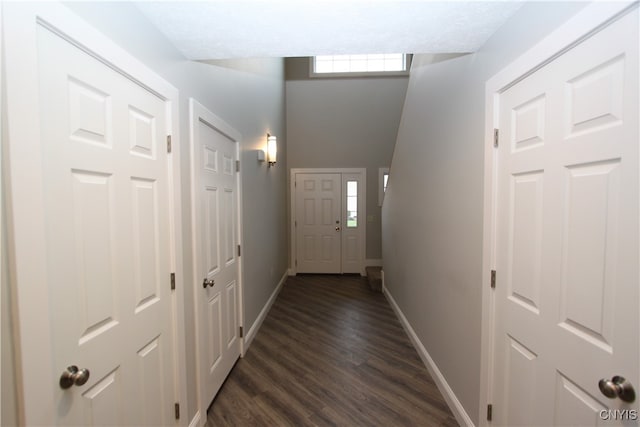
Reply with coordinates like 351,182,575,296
135,1,524,60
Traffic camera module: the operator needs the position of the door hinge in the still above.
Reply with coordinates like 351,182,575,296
294,181,297,188
174,402,180,420
487,403,493,421
239,326,243,337
236,160,240,172
237,245,241,257
493,128,499,148
167,135,172,153
170,273,176,291
491,270,496,289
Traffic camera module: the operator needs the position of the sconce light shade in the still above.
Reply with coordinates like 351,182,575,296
267,134,277,166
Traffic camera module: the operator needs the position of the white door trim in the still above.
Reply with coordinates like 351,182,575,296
479,2,638,425
3,3,187,425
189,98,244,426
290,168,366,275
0,3,4,424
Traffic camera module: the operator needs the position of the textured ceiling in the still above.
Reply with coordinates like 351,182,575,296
135,1,523,60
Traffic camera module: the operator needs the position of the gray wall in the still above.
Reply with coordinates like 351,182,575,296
60,3,288,423
381,2,589,425
286,57,408,260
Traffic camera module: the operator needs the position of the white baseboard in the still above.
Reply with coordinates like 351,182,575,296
365,258,383,267
243,270,287,351
188,411,201,427
382,284,475,427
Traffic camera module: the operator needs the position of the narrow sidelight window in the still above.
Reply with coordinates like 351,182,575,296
347,180,358,228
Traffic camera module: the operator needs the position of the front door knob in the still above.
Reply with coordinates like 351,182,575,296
60,365,90,389
202,278,215,288
599,376,636,402
335,226,341,231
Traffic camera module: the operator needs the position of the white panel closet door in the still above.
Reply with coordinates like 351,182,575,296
493,9,638,426
37,25,176,425
295,173,342,273
190,99,241,419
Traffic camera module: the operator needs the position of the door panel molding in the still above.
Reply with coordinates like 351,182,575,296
480,3,638,425
4,3,186,425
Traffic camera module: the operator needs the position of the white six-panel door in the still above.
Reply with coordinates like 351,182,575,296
295,173,342,273
492,8,638,425
5,12,180,426
4,3,186,425
190,99,241,423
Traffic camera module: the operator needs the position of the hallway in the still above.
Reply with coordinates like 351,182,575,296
4,3,637,426
207,275,458,426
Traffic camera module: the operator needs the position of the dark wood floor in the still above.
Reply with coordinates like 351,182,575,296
207,274,459,427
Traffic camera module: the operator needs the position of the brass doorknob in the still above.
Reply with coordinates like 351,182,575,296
203,278,215,288
60,365,90,389
336,226,341,231
599,376,636,402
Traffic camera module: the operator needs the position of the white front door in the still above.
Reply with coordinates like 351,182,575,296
493,8,638,425
293,170,366,274
36,21,176,425
295,173,342,273
190,99,241,418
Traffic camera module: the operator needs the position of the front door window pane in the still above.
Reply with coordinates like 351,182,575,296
347,181,357,228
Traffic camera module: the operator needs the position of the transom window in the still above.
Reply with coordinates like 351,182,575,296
313,54,407,75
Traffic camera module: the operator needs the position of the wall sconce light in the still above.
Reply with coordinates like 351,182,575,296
267,134,277,167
